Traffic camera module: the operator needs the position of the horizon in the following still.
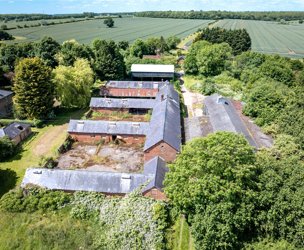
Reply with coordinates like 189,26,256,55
1,0,304,15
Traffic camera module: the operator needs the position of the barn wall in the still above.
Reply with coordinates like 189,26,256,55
69,132,146,145
144,141,178,163
0,95,13,117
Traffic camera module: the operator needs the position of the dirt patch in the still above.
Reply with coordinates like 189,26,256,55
57,143,144,173
33,124,68,156
182,85,204,118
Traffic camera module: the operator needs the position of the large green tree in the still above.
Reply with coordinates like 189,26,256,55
34,36,60,68
13,57,54,119
165,132,258,249
52,59,94,108
92,39,125,80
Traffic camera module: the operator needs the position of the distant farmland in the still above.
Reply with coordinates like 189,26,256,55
5,17,212,44
214,19,304,58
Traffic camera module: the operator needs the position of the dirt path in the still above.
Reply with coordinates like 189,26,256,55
33,124,68,156
182,85,204,118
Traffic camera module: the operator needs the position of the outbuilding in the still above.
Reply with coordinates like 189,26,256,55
0,122,32,144
0,89,13,118
131,64,175,81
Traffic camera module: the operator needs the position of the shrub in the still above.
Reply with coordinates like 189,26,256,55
0,136,16,161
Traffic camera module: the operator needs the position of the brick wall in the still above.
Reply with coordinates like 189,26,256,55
144,188,167,200
144,141,178,163
69,132,145,146
106,88,158,98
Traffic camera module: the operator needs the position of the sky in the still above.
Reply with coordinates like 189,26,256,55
0,0,304,14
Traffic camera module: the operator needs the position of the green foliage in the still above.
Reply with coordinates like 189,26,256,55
92,39,125,80
255,137,304,248
166,35,181,50
39,156,58,169
195,27,251,55
117,40,129,50
0,187,70,213
34,36,60,67
185,41,232,77
165,132,258,249
0,136,16,161
0,30,14,41
53,58,94,108
104,17,114,28
129,39,148,58
13,57,55,119
259,56,295,85
244,238,297,250
56,39,93,66
243,79,288,126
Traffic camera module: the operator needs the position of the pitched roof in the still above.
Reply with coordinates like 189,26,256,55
204,94,258,147
144,86,181,151
131,64,175,74
68,120,149,136
90,97,155,109
106,81,165,89
0,122,31,140
0,89,13,99
21,156,168,194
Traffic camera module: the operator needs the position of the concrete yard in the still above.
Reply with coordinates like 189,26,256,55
57,143,144,173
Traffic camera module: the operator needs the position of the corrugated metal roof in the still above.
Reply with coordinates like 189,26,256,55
0,89,13,99
144,88,181,151
106,81,166,89
90,98,155,109
131,64,175,74
204,94,258,148
21,156,168,194
0,122,31,140
68,120,149,135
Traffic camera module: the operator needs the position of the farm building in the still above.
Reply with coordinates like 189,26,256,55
101,80,166,98
90,97,155,114
0,89,13,117
22,156,168,200
144,84,181,162
203,94,273,148
131,64,175,81
68,120,149,145
0,122,32,144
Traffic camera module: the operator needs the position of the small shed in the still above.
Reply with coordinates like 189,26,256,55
0,122,32,144
131,64,175,81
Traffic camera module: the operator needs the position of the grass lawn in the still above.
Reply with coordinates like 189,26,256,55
0,109,87,197
0,208,97,250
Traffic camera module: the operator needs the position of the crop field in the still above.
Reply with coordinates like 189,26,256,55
215,19,304,58
6,17,212,44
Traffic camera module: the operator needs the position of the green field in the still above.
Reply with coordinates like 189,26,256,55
215,19,304,58
6,17,212,44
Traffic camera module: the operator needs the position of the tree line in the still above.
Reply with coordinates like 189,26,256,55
135,11,304,21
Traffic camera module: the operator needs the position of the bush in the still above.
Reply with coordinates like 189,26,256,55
0,136,16,161
39,156,58,169
0,187,71,213
57,136,74,154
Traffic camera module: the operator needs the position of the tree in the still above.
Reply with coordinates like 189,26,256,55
56,40,93,66
196,42,232,76
0,136,16,161
117,40,129,50
53,59,94,108
34,36,60,68
92,39,125,80
0,24,8,30
13,57,54,119
255,136,304,248
166,36,181,50
165,132,258,249
129,39,148,58
0,30,14,41
104,17,114,28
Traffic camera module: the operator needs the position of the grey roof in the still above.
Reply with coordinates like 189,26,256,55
0,89,13,99
21,156,167,194
144,87,181,151
68,120,149,136
0,122,31,140
156,84,180,103
204,94,258,148
90,97,155,109
143,156,168,191
106,81,166,89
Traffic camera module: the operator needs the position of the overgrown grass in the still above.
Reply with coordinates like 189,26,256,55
167,216,194,250
0,208,96,250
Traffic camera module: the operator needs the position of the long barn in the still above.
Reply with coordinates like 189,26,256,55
131,64,175,81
